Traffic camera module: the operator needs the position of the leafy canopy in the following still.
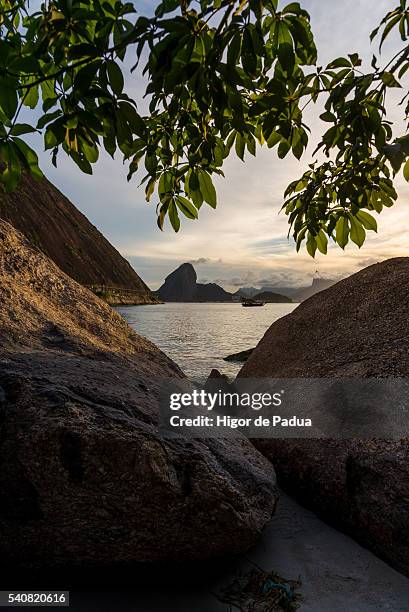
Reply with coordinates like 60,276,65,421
0,0,408,254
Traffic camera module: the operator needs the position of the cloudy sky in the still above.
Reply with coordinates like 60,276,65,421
29,0,409,290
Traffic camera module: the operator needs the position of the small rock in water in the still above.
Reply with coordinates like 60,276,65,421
223,347,254,362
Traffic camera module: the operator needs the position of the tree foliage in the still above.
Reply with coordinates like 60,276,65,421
0,0,408,253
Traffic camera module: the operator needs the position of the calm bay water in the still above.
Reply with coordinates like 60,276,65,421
116,302,297,380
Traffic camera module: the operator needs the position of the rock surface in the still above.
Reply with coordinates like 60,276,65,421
223,348,254,362
156,263,233,302
241,258,409,378
0,220,278,569
239,258,409,576
0,173,158,304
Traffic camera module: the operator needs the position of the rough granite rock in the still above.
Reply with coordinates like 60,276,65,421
0,220,278,569
0,173,158,304
224,348,254,362
239,258,409,576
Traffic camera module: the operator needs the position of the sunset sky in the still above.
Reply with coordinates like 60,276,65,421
29,0,408,290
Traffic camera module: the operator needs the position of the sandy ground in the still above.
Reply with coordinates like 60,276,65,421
68,493,409,611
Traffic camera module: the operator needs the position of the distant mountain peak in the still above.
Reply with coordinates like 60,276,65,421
234,277,338,302
165,262,197,283
157,263,232,302
292,277,336,301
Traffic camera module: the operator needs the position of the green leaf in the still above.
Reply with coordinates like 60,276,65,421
398,61,409,79
348,53,361,66
187,168,200,193
168,201,180,232
70,151,93,175
404,158,409,182
145,177,156,201
40,79,57,104
381,72,401,88
242,28,257,75
295,226,307,252
235,133,245,160
306,232,317,257
23,81,39,109
227,31,242,66
12,138,43,180
155,0,180,17
157,203,168,231
335,216,349,249
106,60,124,94
118,102,145,136
267,131,280,149
379,14,401,50
74,61,100,91
10,124,37,136
81,140,99,163
379,179,398,199
0,79,18,119
68,43,98,60
158,171,173,196
320,111,336,122
0,142,21,191
277,23,295,75
278,139,291,158
185,170,203,209
37,111,63,130
349,215,366,247
356,210,377,232
316,230,328,254
327,57,351,69
176,195,198,219
44,129,59,150
198,171,217,208
246,135,256,156
190,188,204,210
191,36,206,63
282,2,308,16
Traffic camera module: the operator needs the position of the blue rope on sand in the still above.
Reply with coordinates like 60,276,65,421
262,579,294,600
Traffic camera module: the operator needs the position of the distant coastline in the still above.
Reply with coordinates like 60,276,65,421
153,262,336,304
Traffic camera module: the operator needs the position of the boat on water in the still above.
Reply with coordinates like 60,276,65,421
241,298,265,307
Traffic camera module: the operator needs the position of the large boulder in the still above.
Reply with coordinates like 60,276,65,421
239,258,409,576
0,220,278,570
0,172,158,304
241,258,409,378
